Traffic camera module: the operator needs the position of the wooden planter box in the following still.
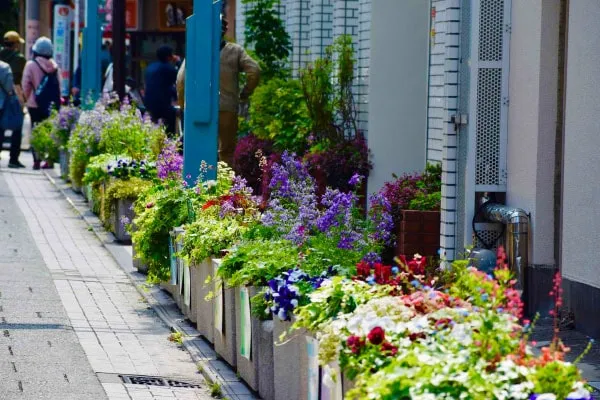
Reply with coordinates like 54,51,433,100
111,198,135,243
59,150,70,181
396,210,441,257
195,259,214,343
213,259,237,369
273,318,312,400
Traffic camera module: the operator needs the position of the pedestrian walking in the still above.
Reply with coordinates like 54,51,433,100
143,46,179,136
218,19,260,166
0,31,26,168
21,37,61,170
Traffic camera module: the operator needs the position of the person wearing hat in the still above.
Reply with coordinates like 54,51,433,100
0,31,26,169
22,36,61,170
0,31,26,91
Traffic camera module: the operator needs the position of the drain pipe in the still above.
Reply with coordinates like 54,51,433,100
480,203,529,293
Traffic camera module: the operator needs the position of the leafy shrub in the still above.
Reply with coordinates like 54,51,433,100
304,136,372,193
379,163,442,218
31,118,59,162
232,134,277,194
247,78,312,153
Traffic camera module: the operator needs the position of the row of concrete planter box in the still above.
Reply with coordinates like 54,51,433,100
151,229,354,400
77,179,135,244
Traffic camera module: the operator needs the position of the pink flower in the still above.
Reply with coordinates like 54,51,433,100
146,202,155,209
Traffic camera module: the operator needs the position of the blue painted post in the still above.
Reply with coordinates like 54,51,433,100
81,0,102,108
183,0,222,183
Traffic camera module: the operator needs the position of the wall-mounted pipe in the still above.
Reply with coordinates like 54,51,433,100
480,203,529,293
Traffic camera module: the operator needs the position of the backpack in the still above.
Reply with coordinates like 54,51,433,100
34,59,61,118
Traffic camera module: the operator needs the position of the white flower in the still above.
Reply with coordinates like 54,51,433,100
566,387,591,400
536,395,557,400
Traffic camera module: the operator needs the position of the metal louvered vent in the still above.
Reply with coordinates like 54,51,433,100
473,223,505,252
476,68,502,186
479,0,504,61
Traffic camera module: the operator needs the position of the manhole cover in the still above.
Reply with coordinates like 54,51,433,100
119,375,201,389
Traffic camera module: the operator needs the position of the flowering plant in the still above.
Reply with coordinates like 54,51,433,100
182,174,261,265
107,157,156,181
257,267,330,321
51,105,80,149
379,163,442,226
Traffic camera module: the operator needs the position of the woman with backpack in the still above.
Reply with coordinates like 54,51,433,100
21,37,61,170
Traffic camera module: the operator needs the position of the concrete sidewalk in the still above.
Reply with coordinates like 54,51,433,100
1,158,213,399
44,168,257,400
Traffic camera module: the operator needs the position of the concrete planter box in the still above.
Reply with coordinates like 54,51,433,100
111,199,134,243
132,243,148,274
273,318,311,400
258,320,275,400
59,150,70,181
396,210,441,257
161,231,181,302
188,260,199,324
195,259,214,343
89,184,101,216
213,259,237,369
234,286,262,391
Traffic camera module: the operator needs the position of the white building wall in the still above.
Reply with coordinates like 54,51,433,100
367,0,429,194
285,0,311,76
357,0,371,134
507,0,559,267
309,0,333,61
561,0,600,289
427,0,445,164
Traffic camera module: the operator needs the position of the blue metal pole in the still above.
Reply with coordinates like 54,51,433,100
81,0,102,108
183,0,222,183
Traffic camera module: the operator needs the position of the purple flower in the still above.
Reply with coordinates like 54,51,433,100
348,173,363,187
157,139,183,180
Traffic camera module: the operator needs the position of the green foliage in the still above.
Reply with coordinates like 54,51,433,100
31,118,59,162
300,55,336,142
248,78,311,153
132,182,196,282
82,154,120,186
302,233,371,277
99,108,165,160
300,35,359,145
243,0,291,80
182,212,250,265
218,239,300,287
408,191,442,211
103,178,153,232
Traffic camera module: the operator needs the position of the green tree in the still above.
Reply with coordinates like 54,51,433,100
243,0,291,80
0,0,19,35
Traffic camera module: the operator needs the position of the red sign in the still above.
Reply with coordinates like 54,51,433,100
126,0,138,30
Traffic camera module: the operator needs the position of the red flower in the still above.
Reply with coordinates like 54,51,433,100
356,261,371,278
346,335,365,354
145,202,155,209
367,327,385,345
381,341,398,356
202,199,218,210
374,263,392,284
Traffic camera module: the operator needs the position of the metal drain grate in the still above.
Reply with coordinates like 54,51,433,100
119,374,201,389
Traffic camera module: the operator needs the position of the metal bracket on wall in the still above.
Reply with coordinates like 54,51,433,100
451,114,469,133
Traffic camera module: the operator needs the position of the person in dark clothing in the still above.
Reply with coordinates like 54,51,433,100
0,31,26,168
71,59,82,106
143,46,178,136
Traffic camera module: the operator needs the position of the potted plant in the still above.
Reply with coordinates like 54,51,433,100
53,106,80,181
103,177,152,243
379,163,442,258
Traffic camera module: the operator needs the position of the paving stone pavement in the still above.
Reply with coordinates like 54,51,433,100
1,165,213,400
